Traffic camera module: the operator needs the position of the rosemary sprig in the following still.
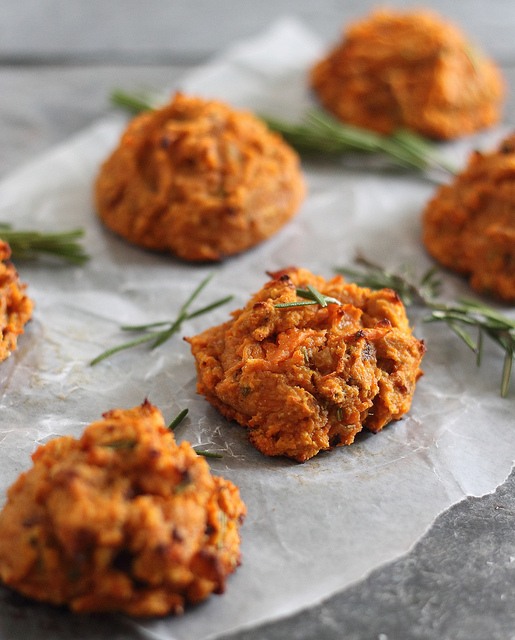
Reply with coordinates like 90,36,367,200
168,407,223,458
109,90,455,179
110,88,162,114
336,256,515,397
0,224,89,264
90,273,232,365
338,257,442,306
275,285,342,309
262,109,456,178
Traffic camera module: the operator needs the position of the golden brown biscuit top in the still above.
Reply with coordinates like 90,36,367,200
310,9,505,139
187,268,425,462
0,402,246,616
95,92,305,261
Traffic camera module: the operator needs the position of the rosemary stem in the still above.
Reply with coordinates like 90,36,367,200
90,332,161,365
90,274,233,365
336,258,514,397
0,225,89,264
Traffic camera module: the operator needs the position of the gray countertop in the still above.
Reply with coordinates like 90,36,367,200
1,2,514,639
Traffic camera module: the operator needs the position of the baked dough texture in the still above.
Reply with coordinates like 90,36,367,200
187,268,425,462
95,92,305,261
423,134,515,302
310,9,504,140
0,240,33,362
0,401,246,616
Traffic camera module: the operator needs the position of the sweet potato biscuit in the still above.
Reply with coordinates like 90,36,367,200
423,133,515,302
0,401,246,616
95,92,305,261
310,9,504,140
187,268,425,462
0,240,33,362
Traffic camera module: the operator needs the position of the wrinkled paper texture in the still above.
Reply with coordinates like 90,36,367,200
0,17,514,640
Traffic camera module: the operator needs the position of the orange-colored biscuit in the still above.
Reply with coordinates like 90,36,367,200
423,133,515,302
95,93,305,261
310,9,504,139
187,268,425,462
0,401,246,616
0,241,33,362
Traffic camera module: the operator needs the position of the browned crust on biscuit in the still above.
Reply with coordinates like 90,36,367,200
0,401,246,616
423,133,515,302
187,268,425,462
95,93,305,261
310,9,504,139
0,241,33,362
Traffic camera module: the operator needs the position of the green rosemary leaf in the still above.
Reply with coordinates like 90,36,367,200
179,273,215,317
389,129,456,175
275,285,342,310
476,327,484,368
442,319,478,353
169,408,189,431
0,225,89,264
90,332,160,365
336,256,515,397
264,108,457,178
194,449,223,459
306,284,329,307
459,299,515,329
186,295,234,319
90,274,232,365
274,300,321,308
110,88,160,114
150,319,182,349
501,348,513,398
120,320,171,331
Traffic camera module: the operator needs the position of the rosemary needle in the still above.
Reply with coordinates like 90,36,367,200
168,408,189,430
0,224,89,264
109,89,456,178
275,285,342,309
194,449,223,459
262,109,456,178
336,256,515,397
90,273,232,365
110,88,162,114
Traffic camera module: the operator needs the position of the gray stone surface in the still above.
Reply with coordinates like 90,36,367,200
1,2,514,638
0,0,513,62
225,470,515,640
0,66,187,175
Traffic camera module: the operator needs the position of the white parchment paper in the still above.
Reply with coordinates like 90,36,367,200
0,17,514,640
